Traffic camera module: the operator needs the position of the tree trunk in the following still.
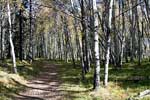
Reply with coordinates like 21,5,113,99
0,15,3,59
93,0,100,90
19,9,23,61
29,0,33,63
104,0,114,87
7,0,17,73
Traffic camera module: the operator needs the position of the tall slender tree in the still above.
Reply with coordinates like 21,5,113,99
93,0,100,90
104,0,114,87
7,0,17,73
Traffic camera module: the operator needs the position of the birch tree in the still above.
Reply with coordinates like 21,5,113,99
7,0,17,73
104,0,114,87
93,0,100,90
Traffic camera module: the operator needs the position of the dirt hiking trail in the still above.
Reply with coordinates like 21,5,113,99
14,62,65,100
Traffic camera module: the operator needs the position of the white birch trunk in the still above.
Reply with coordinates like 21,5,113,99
93,0,100,90
104,0,114,87
7,1,17,73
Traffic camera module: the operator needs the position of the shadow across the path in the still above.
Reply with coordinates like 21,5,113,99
13,62,65,100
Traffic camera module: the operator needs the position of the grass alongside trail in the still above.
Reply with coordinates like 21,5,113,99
55,61,150,100
0,59,45,100
0,59,150,100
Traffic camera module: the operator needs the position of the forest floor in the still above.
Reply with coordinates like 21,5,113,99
0,59,150,100
11,60,95,100
13,61,65,100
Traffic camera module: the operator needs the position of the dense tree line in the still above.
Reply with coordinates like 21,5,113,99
0,0,149,90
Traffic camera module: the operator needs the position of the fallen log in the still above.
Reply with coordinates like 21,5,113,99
128,90,150,100
138,90,150,98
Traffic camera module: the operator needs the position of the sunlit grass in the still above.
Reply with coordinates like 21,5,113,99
0,59,45,100
55,60,150,100
0,59,149,100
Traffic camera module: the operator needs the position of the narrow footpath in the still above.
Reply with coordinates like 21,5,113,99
14,62,65,100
